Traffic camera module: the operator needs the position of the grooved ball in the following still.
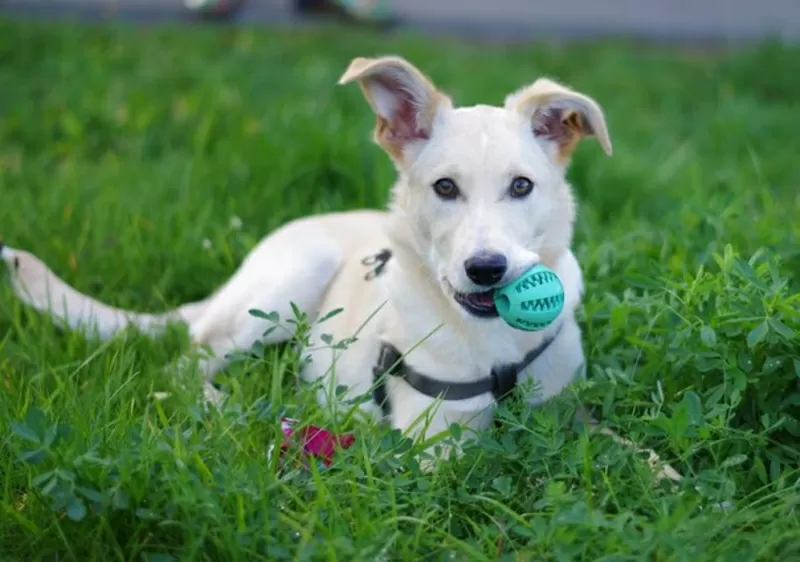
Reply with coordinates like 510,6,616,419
493,264,565,331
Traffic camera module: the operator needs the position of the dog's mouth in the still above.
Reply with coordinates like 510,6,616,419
452,289,499,318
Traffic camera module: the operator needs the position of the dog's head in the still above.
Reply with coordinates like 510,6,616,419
339,56,611,320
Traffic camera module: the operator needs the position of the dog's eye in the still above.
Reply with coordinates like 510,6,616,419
432,178,460,200
509,176,535,198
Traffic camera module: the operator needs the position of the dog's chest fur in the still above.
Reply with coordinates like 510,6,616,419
301,217,586,429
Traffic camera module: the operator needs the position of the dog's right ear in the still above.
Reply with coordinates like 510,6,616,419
338,56,451,163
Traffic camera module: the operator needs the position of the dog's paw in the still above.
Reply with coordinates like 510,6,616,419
163,354,195,378
415,440,462,473
417,458,437,474
202,382,227,410
163,355,228,409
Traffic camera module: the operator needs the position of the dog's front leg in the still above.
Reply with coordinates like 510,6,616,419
386,378,495,471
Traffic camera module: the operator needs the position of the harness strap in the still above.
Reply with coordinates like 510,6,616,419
372,323,563,417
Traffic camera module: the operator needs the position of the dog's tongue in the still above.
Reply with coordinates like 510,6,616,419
469,291,495,306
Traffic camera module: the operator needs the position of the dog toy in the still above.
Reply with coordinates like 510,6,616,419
273,417,355,469
493,264,565,331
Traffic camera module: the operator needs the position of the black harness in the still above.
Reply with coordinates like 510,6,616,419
371,326,562,417
361,248,563,418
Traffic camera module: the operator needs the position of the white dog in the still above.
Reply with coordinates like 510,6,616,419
1,56,681,478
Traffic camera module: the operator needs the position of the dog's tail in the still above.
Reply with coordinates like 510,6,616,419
1,242,209,340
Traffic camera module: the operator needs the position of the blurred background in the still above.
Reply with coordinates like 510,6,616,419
3,0,799,43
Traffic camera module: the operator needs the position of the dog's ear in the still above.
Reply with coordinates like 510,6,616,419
505,78,612,163
338,56,451,162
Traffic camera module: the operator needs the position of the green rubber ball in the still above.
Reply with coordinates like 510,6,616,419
493,264,565,331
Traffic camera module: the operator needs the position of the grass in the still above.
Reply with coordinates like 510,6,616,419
1,17,799,561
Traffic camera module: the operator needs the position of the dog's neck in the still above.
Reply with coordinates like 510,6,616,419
381,217,562,383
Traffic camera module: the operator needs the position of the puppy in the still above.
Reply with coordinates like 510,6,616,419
1,56,681,479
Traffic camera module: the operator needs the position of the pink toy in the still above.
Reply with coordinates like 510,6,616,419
277,417,355,468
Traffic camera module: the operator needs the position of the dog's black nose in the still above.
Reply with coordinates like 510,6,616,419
464,253,508,286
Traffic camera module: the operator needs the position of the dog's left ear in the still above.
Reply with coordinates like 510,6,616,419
338,56,451,163
505,78,612,163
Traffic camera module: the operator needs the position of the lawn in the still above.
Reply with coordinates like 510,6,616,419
1,17,799,561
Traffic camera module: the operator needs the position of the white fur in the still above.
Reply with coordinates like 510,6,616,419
0,56,683,478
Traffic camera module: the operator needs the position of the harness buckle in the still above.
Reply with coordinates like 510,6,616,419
490,364,519,401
